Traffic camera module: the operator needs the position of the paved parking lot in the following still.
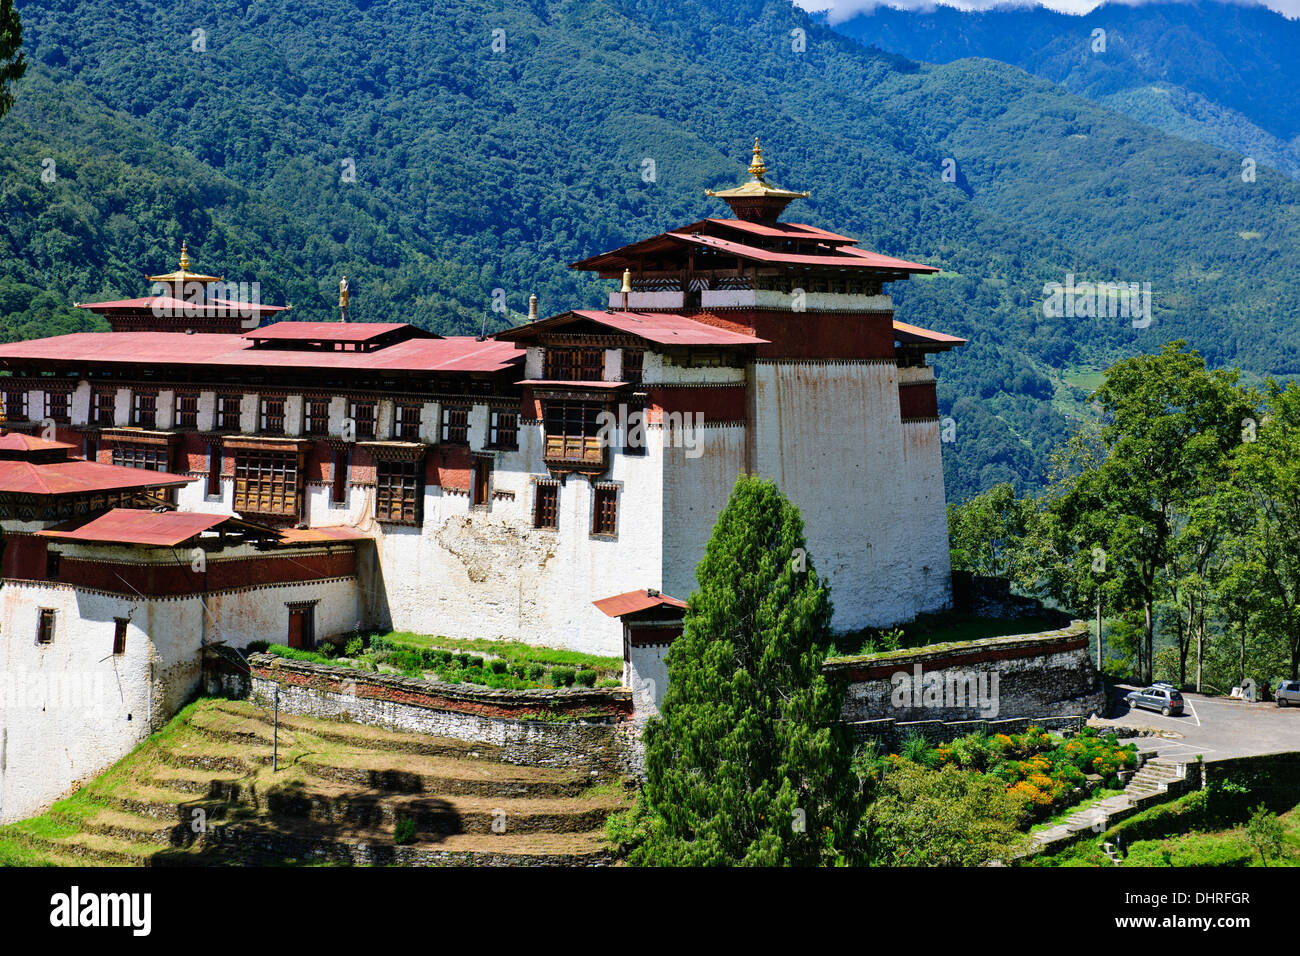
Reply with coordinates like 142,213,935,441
1092,685,1300,762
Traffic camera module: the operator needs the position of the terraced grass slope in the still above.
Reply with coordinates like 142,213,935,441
0,698,631,867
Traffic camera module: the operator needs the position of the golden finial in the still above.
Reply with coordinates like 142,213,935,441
178,241,190,271
748,137,767,181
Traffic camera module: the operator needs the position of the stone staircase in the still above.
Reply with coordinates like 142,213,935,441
0,699,631,866
1027,753,1196,856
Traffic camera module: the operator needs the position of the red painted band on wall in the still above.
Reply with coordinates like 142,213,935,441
898,381,939,420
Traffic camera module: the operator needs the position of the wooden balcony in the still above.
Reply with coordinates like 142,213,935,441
543,433,606,470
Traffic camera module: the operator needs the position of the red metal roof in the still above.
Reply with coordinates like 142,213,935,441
39,508,229,547
501,311,767,347
0,433,76,454
701,219,858,243
0,333,523,374
278,526,370,544
0,459,194,496
244,321,426,342
76,296,287,314
893,319,966,349
593,589,688,618
671,232,937,273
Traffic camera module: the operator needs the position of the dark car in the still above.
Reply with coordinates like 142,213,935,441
1126,685,1185,716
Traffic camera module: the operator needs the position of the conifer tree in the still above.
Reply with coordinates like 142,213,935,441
0,0,25,121
631,475,863,865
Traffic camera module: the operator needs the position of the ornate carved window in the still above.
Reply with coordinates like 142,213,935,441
233,448,299,517
543,401,605,467
375,458,421,525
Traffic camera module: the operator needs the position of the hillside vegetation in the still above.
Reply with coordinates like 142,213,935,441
4,0,1300,500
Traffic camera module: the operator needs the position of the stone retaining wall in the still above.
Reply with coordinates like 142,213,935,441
246,654,634,773
823,622,1106,723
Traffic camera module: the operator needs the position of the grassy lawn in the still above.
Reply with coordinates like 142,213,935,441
378,632,622,674
1028,791,1300,866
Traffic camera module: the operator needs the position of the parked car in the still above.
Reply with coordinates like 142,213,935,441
1277,680,1300,707
1125,685,1185,716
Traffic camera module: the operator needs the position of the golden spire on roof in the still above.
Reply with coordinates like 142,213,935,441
748,137,767,180
706,137,809,224
146,240,224,286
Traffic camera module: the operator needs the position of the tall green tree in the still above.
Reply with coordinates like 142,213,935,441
0,0,24,120
632,475,863,866
1050,343,1250,682
1236,381,1300,680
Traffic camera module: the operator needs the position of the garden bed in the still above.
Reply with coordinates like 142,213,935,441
246,632,624,692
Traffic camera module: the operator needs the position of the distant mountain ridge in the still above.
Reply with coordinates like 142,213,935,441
4,0,1300,504
829,0,1300,177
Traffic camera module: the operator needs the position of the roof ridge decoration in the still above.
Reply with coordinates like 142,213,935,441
705,138,810,225
145,240,225,286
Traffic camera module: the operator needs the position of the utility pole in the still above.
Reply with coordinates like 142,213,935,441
273,684,279,773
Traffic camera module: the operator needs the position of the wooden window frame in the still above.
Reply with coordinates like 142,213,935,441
174,392,199,429
304,399,330,437
533,481,559,530
216,394,242,431
544,347,605,382
4,389,28,423
542,401,605,466
349,399,377,441
395,403,422,441
113,618,128,656
91,389,115,426
622,349,644,386
205,445,222,499
112,441,168,472
331,447,349,506
131,391,158,429
441,405,470,445
232,448,300,518
259,395,286,435
375,457,422,525
591,484,619,538
45,390,71,425
36,608,55,646
471,456,492,507
489,409,518,450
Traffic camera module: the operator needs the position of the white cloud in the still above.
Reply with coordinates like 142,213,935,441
796,0,1300,24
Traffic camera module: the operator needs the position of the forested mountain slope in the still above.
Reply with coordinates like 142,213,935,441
3,0,1299,501
831,1,1300,177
